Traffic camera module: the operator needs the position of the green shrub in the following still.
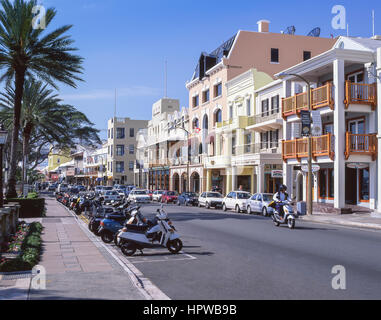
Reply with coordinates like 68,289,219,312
0,222,43,272
6,198,45,218
27,192,39,199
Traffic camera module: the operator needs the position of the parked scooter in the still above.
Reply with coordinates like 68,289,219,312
272,200,297,229
116,206,183,256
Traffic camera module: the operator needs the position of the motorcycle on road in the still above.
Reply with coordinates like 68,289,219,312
271,200,297,229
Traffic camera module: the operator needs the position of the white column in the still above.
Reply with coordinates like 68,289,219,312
257,164,265,193
370,162,377,210
377,48,381,212
313,172,318,202
283,163,293,196
333,59,346,209
232,166,237,191
302,173,307,202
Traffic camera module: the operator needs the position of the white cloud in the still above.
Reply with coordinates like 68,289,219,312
60,86,161,101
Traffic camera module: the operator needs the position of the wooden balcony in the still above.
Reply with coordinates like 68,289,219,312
282,83,334,119
344,81,377,110
282,133,334,162
345,132,378,160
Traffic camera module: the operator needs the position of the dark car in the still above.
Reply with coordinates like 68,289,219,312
177,192,199,206
161,191,178,203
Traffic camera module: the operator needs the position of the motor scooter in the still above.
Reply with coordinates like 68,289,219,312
116,206,182,256
272,200,297,229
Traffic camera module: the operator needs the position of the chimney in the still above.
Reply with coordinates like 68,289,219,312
257,20,270,33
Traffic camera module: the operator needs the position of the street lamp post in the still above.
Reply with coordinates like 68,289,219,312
278,72,313,216
0,124,9,208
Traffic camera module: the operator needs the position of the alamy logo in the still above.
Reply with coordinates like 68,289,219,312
31,265,46,290
331,265,346,290
331,5,346,30
32,5,46,30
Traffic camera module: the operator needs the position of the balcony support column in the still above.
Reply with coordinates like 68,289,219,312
376,48,381,212
333,59,346,209
232,166,237,191
283,163,293,198
257,164,265,194
369,161,377,210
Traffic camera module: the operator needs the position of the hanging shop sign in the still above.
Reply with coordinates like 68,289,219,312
301,164,320,173
311,110,323,136
300,110,311,137
271,170,283,178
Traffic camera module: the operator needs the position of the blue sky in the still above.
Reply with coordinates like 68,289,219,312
39,0,381,139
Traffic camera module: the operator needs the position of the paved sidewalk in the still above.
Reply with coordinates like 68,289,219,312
300,211,381,231
0,198,147,300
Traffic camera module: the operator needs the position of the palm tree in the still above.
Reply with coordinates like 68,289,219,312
0,0,83,198
0,79,100,191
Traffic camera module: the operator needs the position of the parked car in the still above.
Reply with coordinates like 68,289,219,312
95,186,104,195
128,189,151,203
103,191,122,202
177,192,199,206
57,183,69,193
115,189,127,198
222,191,252,213
77,185,86,192
198,192,224,209
246,193,274,216
101,186,114,195
161,191,178,203
152,190,166,202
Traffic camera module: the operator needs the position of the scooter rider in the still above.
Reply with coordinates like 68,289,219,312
273,185,291,218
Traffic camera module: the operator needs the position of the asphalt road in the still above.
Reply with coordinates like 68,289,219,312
125,202,381,300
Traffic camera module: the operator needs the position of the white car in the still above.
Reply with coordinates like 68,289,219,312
128,189,151,203
116,189,127,198
222,191,252,213
152,190,166,202
198,192,224,209
246,193,274,216
101,186,114,195
57,183,69,193
103,191,122,202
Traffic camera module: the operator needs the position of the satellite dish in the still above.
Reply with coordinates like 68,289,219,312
284,26,296,35
307,27,321,37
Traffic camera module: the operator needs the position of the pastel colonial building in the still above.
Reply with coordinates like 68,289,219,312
278,36,381,212
183,20,336,194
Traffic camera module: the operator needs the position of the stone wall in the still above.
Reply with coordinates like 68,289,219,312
0,204,20,243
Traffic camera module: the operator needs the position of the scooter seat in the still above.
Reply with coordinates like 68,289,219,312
125,224,149,233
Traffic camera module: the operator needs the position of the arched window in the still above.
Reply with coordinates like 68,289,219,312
192,118,199,129
214,109,222,125
199,143,203,155
203,114,209,130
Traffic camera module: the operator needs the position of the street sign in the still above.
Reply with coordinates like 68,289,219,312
301,164,320,173
311,110,323,136
300,110,311,137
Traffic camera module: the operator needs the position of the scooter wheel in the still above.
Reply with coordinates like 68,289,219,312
114,234,120,247
121,244,137,256
167,239,183,254
101,231,114,244
288,219,295,229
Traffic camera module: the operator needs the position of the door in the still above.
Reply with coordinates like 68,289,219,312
345,167,357,204
347,71,364,101
348,119,366,152
256,194,263,212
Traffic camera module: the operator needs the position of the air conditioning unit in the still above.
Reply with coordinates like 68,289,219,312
271,148,278,154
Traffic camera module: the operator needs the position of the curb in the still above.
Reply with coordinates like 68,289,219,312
299,216,381,231
59,201,170,300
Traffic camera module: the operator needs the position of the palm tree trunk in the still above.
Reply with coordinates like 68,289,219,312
6,69,26,199
21,126,32,196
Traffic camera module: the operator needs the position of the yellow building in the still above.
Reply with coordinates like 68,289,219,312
48,148,72,173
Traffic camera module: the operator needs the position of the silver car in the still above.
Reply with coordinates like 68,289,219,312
247,193,274,216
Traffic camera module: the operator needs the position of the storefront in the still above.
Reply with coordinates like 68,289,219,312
149,167,170,191
264,165,283,193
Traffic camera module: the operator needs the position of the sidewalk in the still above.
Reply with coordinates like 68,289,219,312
0,198,147,300
300,211,381,231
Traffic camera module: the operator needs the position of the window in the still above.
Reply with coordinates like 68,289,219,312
203,89,210,103
111,129,113,139
192,95,199,108
214,83,222,97
271,48,279,63
192,118,199,129
214,109,222,125
232,136,236,155
245,133,252,153
129,161,134,171
108,129,110,139
116,145,124,156
303,51,311,61
229,105,234,119
271,95,279,114
261,99,269,116
116,161,124,173
246,98,251,116
130,128,134,137
129,145,134,154
116,128,125,139
260,132,268,149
